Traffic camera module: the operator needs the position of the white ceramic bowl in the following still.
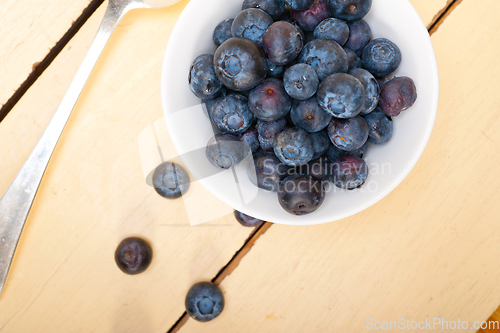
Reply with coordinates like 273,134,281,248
161,0,439,225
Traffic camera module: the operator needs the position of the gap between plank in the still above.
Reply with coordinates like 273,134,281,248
0,0,106,123
428,0,464,35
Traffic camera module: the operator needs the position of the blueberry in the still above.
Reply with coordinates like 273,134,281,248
283,64,319,100
234,210,265,227
153,162,190,199
376,77,392,90
214,37,267,91
210,94,254,134
344,47,362,71
331,155,368,189
349,140,368,158
249,78,292,121
324,144,344,162
345,19,371,56
349,68,380,115
249,151,289,191
298,39,348,80
317,73,365,118
290,0,331,32
189,54,223,99
296,156,332,180
232,8,274,47
206,133,250,169
364,107,393,144
213,19,234,47
238,124,260,153
278,174,325,215
313,18,350,46
303,31,316,44
267,59,284,78
290,96,332,133
327,115,369,151
274,127,314,166
362,38,402,78
310,130,330,158
263,21,304,66
327,0,372,21
115,237,152,275
284,0,314,11
202,88,227,120
378,76,417,117
242,0,285,20
185,282,224,322
256,118,287,150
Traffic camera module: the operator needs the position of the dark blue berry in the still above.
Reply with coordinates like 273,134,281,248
256,118,287,150
304,156,332,180
317,73,365,118
331,155,368,189
283,64,319,100
350,140,368,158
232,8,273,47
153,162,190,199
242,0,285,20
345,19,371,56
263,21,304,66
115,237,152,275
249,78,292,121
274,127,314,166
206,134,250,169
364,107,393,145
213,19,234,47
238,124,260,153
250,151,289,191
189,54,223,99
327,116,369,151
214,37,267,91
327,0,372,21
285,0,315,11
349,68,380,115
378,76,417,117
344,47,362,71
278,174,325,215
210,94,254,134
298,39,348,80
291,0,331,32
362,38,402,78
290,96,332,133
267,59,284,78
310,130,330,158
313,18,350,46
185,282,224,322
324,144,344,162
234,210,265,227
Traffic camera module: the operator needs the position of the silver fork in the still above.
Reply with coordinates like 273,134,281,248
0,0,182,294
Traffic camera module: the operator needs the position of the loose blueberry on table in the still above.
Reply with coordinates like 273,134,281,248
185,282,224,322
153,161,190,199
115,237,153,275
234,210,265,227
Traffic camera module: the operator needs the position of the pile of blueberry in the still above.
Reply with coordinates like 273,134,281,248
189,0,417,216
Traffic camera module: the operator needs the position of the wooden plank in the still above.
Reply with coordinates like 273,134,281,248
178,0,500,332
0,0,95,108
412,0,451,28
0,1,263,332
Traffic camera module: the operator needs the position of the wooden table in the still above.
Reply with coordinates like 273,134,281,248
1,0,500,332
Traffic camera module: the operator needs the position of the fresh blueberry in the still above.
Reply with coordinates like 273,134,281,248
232,8,274,47
350,140,368,158
304,156,332,180
290,96,332,132
303,31,316,44
364,107,393,144
185,282,224,322
214,37,267,91
189,54,223,99
310,130,330,158
327,0,372,21
362,38,402,78
376,77,392,90
378,76,417,117
298,39,348,80
328,115,369,151
283,64,319,100
284,0,315,11
317,73,365,118
249,78,292,121
324,144,344,162
263,21,304,66
256,118,287,150
274,127,314,166
345,19,371,56
250,151,289,191
267,59,284,78
115,237,152,275
153,162,190,199
313,18,350,46
238,124,260,153
213,19,234,47
234,210,265,227
210,94,254,134
344,47,362,71
206,134,250,169
242,0,285,20
278,174,325,215
349,68,380,115
331,155,368,189
291,0,331,32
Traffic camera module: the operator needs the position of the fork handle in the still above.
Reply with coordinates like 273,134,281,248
0,0,145,294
